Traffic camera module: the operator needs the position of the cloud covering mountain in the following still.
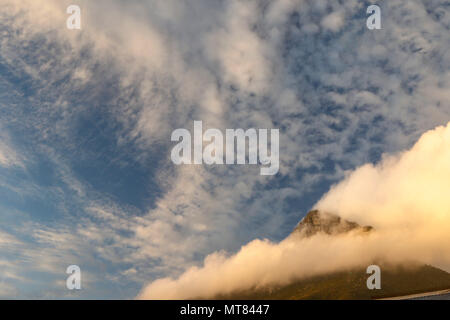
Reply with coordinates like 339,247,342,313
139,123,450,299
0,0,449,298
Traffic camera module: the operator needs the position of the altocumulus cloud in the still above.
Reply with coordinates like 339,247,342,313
0,0,449,298
138,123,450,299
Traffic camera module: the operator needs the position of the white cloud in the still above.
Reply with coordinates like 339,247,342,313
0,133,23,168
321,11,345,32
139,122,450,299
0,0,449,298
316,122,450,232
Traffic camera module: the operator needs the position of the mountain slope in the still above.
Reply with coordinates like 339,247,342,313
292,210,373,238
214,210,450,300
216,264,450,300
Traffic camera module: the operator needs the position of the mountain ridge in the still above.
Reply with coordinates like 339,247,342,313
292,209,373,238
209,210,450,300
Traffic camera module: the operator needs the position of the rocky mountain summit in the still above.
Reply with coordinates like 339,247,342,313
211,210,450,300
292,210,373,238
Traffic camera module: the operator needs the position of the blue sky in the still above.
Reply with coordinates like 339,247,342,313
0,0,449,298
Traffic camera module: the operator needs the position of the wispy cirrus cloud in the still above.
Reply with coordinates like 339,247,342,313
0,139,23,168
0,0,448,299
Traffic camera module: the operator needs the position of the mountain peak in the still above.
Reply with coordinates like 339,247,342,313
292,210,373,238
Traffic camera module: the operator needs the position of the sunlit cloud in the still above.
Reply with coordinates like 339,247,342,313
0,0,448,298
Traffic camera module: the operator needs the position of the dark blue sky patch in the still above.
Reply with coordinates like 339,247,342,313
68,106,166,211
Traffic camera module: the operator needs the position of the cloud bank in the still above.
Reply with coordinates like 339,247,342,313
0,0,449,298
139,123,450,299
